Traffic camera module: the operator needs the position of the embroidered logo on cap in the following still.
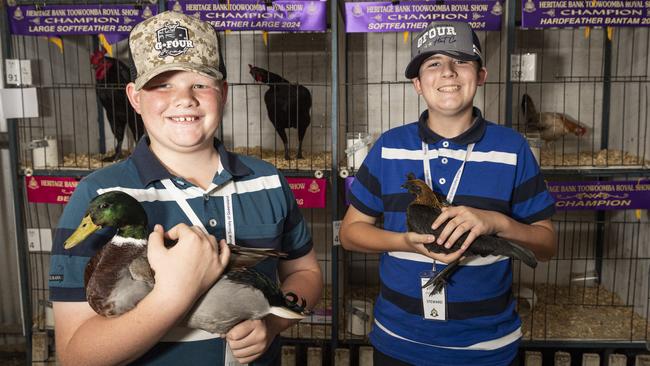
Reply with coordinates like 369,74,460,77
155,21,194,57
417,26,457,49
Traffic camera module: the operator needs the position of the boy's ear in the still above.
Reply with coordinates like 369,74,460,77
477,67,488,86
411,77,423,95
125,82,141,114
220,81,229,105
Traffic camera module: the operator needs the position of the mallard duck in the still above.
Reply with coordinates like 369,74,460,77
64,191,309,333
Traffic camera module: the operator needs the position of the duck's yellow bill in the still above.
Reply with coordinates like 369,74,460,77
64,215,100,249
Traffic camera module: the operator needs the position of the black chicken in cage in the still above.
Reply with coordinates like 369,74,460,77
249,64,312,160
90,48,144,162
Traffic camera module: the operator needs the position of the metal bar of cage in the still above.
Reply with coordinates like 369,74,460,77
331,0,341,352
594,35,613,286
504,0,516,128
1,0,33,362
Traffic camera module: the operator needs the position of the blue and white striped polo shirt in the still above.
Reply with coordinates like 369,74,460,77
349,108,554,366
49,137,313,365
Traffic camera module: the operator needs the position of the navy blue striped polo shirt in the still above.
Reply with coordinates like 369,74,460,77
349,108,554,366
49,137,313,365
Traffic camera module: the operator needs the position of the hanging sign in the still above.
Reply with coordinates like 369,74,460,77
345,0,503,33
547,180,650,211
166,0,327,31
286,177,326,208
7,4,157,43
25,176,79,204
521,1,650,28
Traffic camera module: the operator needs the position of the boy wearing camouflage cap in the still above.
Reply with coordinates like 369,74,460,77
341,21,556,365
50,11,322,365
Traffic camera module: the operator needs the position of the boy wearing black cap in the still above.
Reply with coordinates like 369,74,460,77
49,11,322,365
341,21,556,365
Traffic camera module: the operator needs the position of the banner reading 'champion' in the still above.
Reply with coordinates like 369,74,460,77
345,0,503,33
521,1,650,28
166,0,327,31
7,4,157,37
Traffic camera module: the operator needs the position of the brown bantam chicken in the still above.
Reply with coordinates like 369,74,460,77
521,94,587,143
402,173,538,295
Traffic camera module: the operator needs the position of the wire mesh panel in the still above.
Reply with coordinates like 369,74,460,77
514,199,650,344
512,19,650,347
21,199,67,335
280,202,334,341
8,35,143,171
513,27,650,169
221,31,332,173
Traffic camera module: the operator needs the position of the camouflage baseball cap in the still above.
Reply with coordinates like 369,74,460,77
405,21,483,79
129,11,226,90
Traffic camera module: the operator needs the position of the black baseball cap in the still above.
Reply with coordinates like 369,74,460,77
405,21,483,79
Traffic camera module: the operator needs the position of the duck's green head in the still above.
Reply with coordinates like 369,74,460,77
64,191,148,249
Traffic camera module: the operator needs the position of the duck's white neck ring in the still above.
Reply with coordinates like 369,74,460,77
111,235,147,247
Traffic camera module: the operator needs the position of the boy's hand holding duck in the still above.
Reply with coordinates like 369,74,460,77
147,223,230,305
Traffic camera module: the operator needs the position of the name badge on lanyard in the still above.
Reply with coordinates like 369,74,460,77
419,141,474,321
420,270,447,320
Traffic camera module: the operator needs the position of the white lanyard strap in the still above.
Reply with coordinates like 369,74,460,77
422,142,434,189
160,178,236,244
161,179,207,232
446,143,474,204
420,142,475,204
223,194,235,244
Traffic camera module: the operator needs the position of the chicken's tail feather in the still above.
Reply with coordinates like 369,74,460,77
521,94,539,127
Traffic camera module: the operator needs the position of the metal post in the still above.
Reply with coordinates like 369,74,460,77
8,123,32,364
595,32,612,283
92,37,107,154
1,1,32,363
504,0,517,128
330,0,340,353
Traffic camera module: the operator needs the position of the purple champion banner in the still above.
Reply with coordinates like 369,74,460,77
167,0,327,31
522,1,650,28
548,180,650,211
7,4,157,42
345,1,503,33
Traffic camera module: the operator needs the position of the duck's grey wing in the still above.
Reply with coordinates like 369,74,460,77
128,255,154,286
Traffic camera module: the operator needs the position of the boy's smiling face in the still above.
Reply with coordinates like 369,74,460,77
127,70,228,156
412,54,487,121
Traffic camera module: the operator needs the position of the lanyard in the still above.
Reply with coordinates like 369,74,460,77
160,178,236,244
421,141,474,273
421,141,474,204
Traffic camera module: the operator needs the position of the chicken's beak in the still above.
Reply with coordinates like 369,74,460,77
64,215,101,249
